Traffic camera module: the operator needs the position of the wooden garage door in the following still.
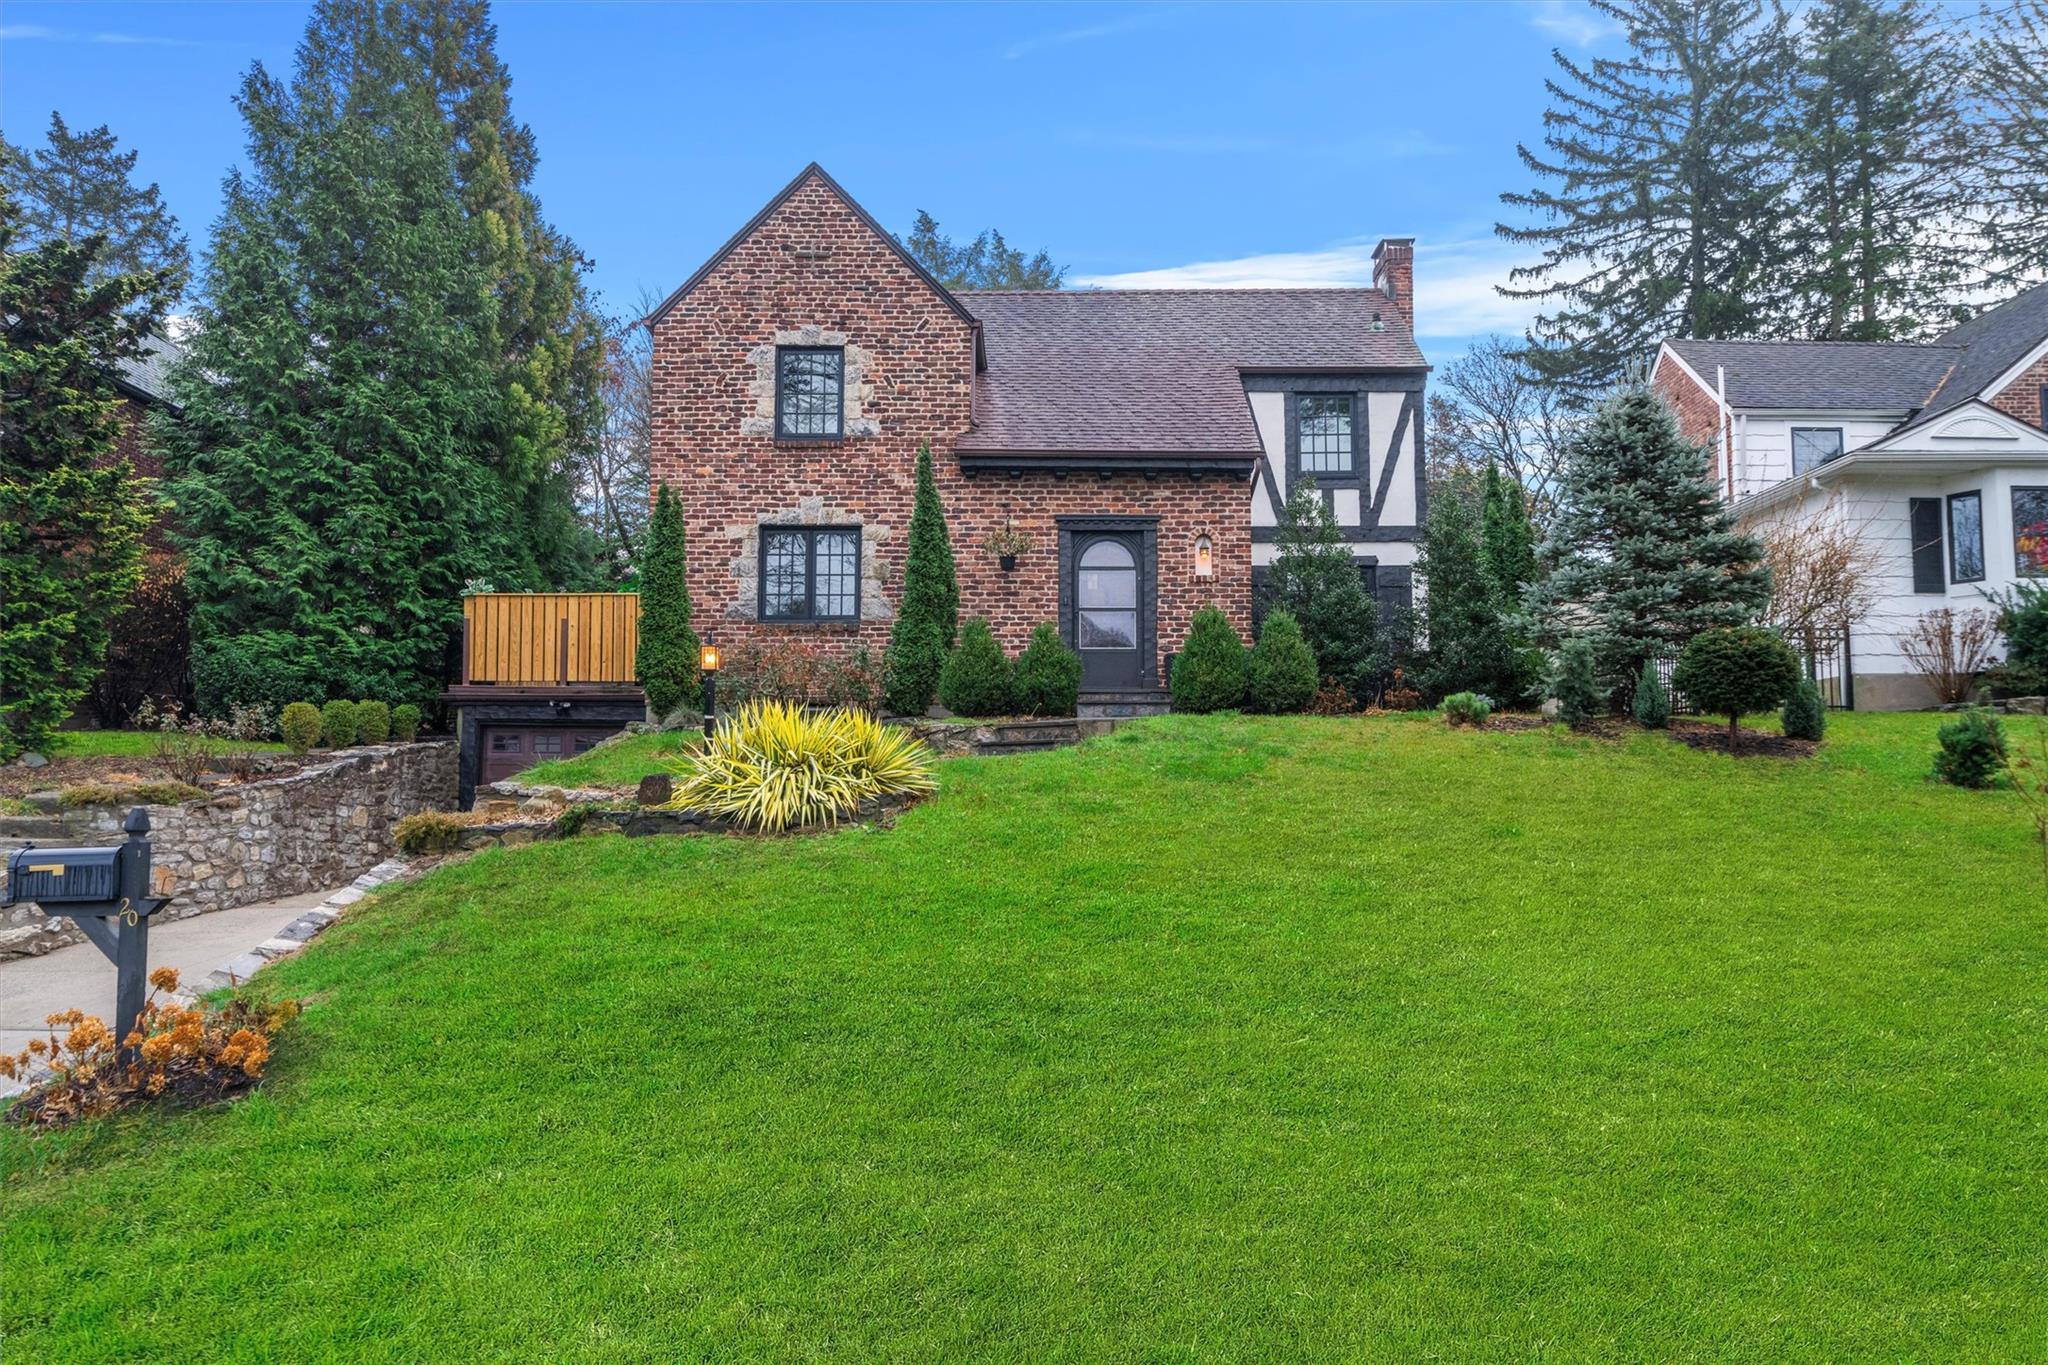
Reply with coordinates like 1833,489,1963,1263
480,726,621,786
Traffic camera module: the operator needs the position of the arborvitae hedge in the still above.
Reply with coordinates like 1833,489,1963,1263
1248,610,1318,713
636,482,701,719
1171,608,1249,713
937,617,1015,718
1013,623,1082,716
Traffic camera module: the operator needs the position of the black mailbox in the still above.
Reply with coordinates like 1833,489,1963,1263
6,845,122,906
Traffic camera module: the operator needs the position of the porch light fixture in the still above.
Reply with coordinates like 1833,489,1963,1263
700,642,721,737
1194,534,1214,578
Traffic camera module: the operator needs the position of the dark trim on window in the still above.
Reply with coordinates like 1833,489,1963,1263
757,524,861,622
1947,490,1985,584
1251,524,1420,543
1908,497,1945,594
1055,517,1159,689
1791,426,1844,475
1291,391,1360,482
774,346,844,440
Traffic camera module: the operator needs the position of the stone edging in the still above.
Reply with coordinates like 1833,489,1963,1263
201,858,412,991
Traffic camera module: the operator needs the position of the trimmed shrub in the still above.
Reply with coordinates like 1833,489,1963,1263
1171,607,1250,713
1934,707,2005,789
637,482,701,718
1632,660,1670,729
354,700,391,745
279,702,323,754
672,700,937,833
1781,679,1826,741
1248,610,1318,714
390,703,422,743
1551,636,1606,727
1672,626,1801,751
394,810,469,854
319,699,358,748
1441,691,1493,727
1014,623,1083,717
938,617,1016,718
884,442,960,715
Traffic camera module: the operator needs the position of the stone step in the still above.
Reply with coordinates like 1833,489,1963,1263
1077,690,1171,720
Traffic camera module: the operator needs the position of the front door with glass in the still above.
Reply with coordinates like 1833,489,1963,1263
1074,533,1143,689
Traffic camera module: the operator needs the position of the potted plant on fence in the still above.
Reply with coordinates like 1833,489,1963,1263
982,525,1033,573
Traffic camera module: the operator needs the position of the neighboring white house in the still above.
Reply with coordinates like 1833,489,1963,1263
1654,283,2048,709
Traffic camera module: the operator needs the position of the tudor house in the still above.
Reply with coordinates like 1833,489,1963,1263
1654,281,2048,708
644,164,1428,714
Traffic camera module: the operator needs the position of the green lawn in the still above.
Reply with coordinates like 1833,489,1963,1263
46,730,288,758
5,712,2045,1361
519,728,700,789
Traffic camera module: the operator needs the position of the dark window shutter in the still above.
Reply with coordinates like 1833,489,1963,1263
2039,386,2047,430
1909,498,1945,594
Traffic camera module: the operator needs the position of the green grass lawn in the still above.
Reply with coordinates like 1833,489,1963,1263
519,728,700,789
46,730,288,758
5,712,2045,1361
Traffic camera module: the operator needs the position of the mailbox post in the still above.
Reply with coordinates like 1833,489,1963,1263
4,808,171,1059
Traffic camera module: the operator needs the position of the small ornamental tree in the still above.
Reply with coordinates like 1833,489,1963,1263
1171,607,1250,713
937,617,1015,718
1552,636,1606,728
636,482,701,719
1632,659,1671,729
884,442,959,714
1013,623,1082,717
1782,677,1826,741
1248,610,1318,713
1672,626,1801,752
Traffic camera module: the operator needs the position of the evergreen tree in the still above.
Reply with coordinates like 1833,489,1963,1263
902,210,1064,289
0,193,157,758
1781,677,1826,741
1672,625,1800,751
1631,658,1671,728
1978,0,2048,284
1551,636,1607,727
1780,0,1969,339
1013,623,1083,717
1170,608,1250,714
883,442,958,714
1499,0,1789,397
1264,478,1382,696
636,483,700,718
161,3,525,710
1529,387,1772,700
1480,463,1539,604
1414,489,1533,703
937,618,1016,718
1248,610,1318,714
399,0,607,587
1,113,189,301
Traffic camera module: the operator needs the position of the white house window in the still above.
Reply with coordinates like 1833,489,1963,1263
1947,491,1984,584
1194,535,1214,577
1791,427,1843,475
775,347,843,439
759,526,860,621
2015,487,2048,578
1298,395,1354,474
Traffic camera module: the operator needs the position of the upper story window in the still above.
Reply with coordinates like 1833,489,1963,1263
1947,491,1985,583
759,525,860,622
1791,427,1843,475
776,346,843,440
1298,394,1355,475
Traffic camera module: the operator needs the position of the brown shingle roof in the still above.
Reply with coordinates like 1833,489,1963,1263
956,289,1426,455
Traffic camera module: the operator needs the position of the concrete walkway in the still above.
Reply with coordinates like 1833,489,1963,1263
0,891,330,1064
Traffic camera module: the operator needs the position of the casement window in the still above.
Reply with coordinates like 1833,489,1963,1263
759,526,860,621
1297,394,1355,475
775,347,844,440
1908,498,1945,594
2015,487,2048,579
1947,492,1985,583
1791,427,1843,475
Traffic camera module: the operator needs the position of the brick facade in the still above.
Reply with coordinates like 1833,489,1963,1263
648,170,1252,680
1651,350,1726,486
1988,351,2048,429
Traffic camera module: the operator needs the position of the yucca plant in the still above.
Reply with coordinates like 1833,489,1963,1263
671,699,937,833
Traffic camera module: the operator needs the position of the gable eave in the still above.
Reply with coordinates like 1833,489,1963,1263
640,162,976,331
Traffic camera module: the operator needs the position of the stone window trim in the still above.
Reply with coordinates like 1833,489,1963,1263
774,346,845,441
758,524,863,622
741,327,880,440
720,498,896,624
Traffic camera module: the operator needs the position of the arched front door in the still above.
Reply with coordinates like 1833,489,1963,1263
1074,532,1143,689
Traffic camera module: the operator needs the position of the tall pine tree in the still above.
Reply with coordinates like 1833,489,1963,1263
0,113,189,300
161,2,524,710
1779,0,1969,339
1527,387,1771,700
1499,0,1788,398
1978,0,2048,285
0,192,158,757
902,211,1064,289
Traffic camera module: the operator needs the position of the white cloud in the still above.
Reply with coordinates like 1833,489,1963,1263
0,24,62,39
1071,235,1544,342
1005,13,1155,60
1527,0,1623,47
0,24,213,46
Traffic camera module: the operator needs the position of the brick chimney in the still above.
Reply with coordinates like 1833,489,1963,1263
1372,237,1415,332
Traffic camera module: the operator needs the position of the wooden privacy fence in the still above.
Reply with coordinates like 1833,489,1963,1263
462,593,640,686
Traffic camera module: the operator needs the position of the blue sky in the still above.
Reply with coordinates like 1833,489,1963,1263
0,1,1624,358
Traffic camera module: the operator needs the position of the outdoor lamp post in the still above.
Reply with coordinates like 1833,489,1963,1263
700,642,721,737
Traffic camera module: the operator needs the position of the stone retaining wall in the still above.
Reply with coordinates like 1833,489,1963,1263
1,742,456,959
